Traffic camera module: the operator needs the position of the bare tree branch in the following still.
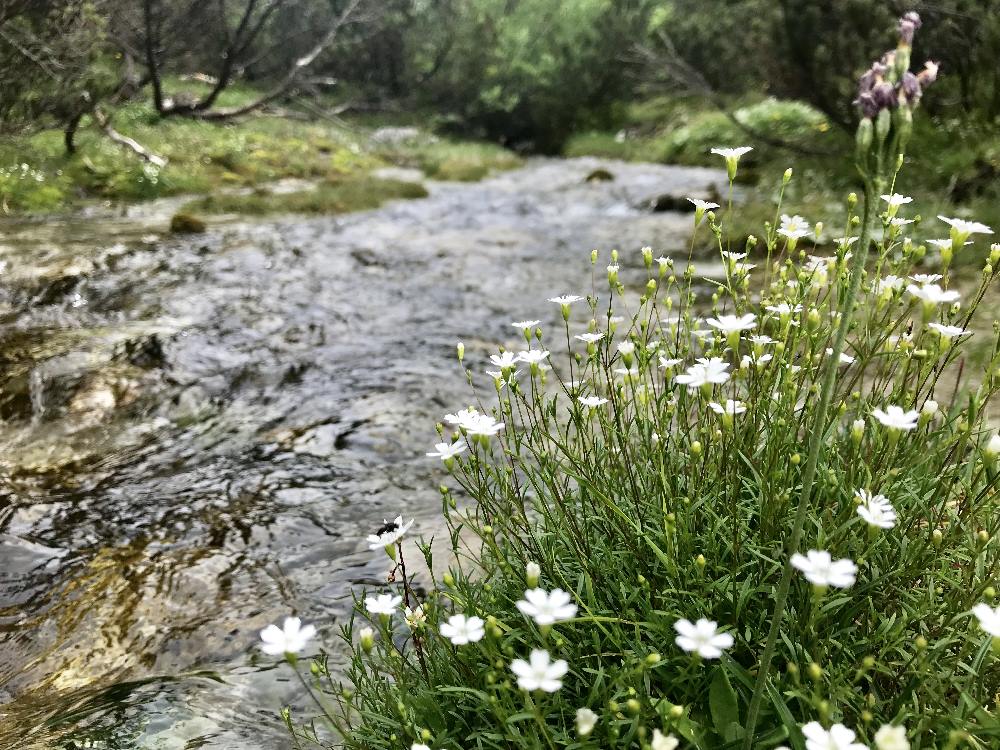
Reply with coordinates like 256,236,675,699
191,0,365,120
92,105,167,166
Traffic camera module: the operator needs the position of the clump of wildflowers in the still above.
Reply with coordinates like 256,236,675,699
269,12,1000,750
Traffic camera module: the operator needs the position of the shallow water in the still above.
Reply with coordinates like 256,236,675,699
0,158,726,748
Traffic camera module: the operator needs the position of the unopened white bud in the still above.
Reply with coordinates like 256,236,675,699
359,626,375,654
525,561,540,588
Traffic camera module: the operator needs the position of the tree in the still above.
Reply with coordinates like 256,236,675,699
124,0,372,120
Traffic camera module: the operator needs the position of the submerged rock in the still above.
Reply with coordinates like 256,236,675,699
170,213,207,234
585,168,615,182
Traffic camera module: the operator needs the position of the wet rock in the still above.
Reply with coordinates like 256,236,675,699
643,185,722,213
585,168,614,183
350,248,383,268
68,380,117,419
170,213,207,234
117,333,167,369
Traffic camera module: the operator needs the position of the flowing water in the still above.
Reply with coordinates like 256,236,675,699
0,158,726,749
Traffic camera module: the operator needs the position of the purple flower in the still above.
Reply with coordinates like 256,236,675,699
917,60,940,86
872,81,897,110
856,92,879,119
900,71,921,103
899,11,921,44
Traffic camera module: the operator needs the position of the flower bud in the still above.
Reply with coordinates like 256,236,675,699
525,561,540,588
690,440,702,457
783,168,793,184
920,399,938,422
807,662,823,681
456,341,465,362
359,626,375,654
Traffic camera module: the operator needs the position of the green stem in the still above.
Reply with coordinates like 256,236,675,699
741,177,877,748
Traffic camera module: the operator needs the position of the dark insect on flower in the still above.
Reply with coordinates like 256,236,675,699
374,520,400,536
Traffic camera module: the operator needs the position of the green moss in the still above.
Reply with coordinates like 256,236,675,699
375,140,522,181
182,176,428,216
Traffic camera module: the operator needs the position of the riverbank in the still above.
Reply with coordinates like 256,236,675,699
0,87,521,216
564,95,1000,259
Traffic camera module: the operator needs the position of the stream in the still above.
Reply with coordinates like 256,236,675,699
0,157,726,749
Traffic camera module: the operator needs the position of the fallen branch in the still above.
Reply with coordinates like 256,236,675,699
91,106,167,167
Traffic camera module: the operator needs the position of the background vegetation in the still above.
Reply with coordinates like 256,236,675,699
2,1,999,225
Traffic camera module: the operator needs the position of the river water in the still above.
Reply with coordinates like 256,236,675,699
0,158,726,749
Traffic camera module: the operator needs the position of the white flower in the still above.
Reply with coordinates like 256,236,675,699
881,193,912,207
721,250,747,263
909,273,942,284
489,351,518,368
889,218,914,227
675,357,731,389
411,744,431,750
617,340,635,356
708,400,746,416
749,334,776,346
876,275,904,295
576,332,604,344
518,349,550,365
259,616,316,656
780,227,813,242
549,295,584,305
791,550,857,588
651,730,680,750
872,405,919,431
972,603,1000,637
855,489,897,529
874,724,910,750
689,197,720,211
516,588,578,625
404,605,427,629
921,399,938,418
366,593,403,615
512,320,540,330
674,617,734,658
578,395,609,408
826,348,855,365
510,649,568,692
426,441,467,460
778,214,812,241
835,236,859,248
711,146,753,159
766,302,803,317
366,516,415,549
928,322,969,340
659,356,683,369
906,283,960,306
440,613,486,644
656,255,672,268
706,313,757,334
448,409,505,437
802,722,867,750
938,215,993,237
575,707,599,737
